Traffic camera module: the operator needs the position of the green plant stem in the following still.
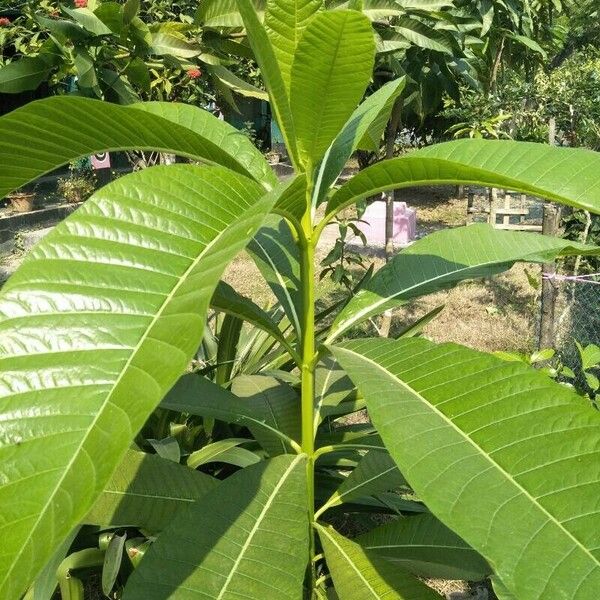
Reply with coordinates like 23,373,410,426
300,171,318,596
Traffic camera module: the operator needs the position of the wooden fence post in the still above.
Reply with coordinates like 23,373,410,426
539,117,560,349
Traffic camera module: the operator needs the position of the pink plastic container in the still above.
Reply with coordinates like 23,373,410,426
355,200,416,247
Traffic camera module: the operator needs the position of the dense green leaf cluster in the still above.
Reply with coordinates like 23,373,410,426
1,1,600,599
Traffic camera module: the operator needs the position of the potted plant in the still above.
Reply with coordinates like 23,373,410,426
7,186,36,213
57,167,96,204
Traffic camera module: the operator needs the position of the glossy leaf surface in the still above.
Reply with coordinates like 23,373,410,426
264,0,322,94
317,524,442,599
358,513,490,580
124,455,309,600
163,374,301,453
327,139,600,218
85,451,218,532
290,10,375,165
0,165,276,599
0,97,275,199
332,338,600,599
314,78,406,202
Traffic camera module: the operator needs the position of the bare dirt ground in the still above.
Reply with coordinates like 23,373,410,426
223,184,538,354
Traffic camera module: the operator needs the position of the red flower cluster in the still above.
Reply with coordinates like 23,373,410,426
74,0,87,8
187,68,202,80
0,17,11,26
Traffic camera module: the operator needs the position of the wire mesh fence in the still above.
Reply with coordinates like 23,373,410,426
553,272,600,366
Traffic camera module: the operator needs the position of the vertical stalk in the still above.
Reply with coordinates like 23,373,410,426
299,170,317,596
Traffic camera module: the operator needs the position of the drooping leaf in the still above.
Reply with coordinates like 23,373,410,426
62,6,113,35
187,438,261,468
85,451,217,532
102,533,127,596
319,450,405,515
331,337,600,599
314,78,406,202
356,79,405,152
147,437,181,463
162,374,301,453
208,64,269,100
316,524,442,599
247,216,303,336
211,281,297,359
149,32,201,57
327,224,600,340
231,374,301,456
358,513,491,580
290,10,375,165
393,17,455,54
0,97,275,199
0,165,278,599
264,0,322,94
327,139,600,218
0,56,56,93
123,455,309,600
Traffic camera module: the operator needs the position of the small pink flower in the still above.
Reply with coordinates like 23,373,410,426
74,0,87,8
187,68,202,80
0,17,11,26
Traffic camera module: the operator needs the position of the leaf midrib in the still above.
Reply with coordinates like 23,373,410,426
216,454,303,599
334,345,600,572
318,526,380,599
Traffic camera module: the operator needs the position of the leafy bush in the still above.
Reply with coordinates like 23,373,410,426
1,1,600,599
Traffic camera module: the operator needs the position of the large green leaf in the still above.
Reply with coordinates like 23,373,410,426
0,97,275,199
0,165,279,599
85,451,218,532
392,17,455,54
0,56,56,93
326,139,600,219
231,374,301,456
247,216,303,336
314,78,406,203
149,32,201,57
24,529,80,600
162,374,301,453
290,10,375,166
356,79,405,152
327,224,600,340
319,450,405,515
264,0,322,94
196,0,266,28
237,0,300,167
357,513,490,580
316,524,442,599
62,6,113,35
124,454,309,600
331,338,600,599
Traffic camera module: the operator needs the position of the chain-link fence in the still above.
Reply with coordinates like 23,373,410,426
553,273,600,366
